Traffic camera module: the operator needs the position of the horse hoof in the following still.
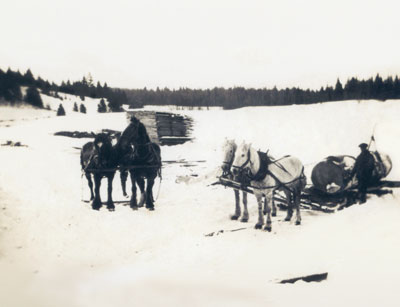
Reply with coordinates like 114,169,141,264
147,207,155,211
230,215,239,220
272,212,277,217
254,223,262,230
92,206,100,211
284,218,291,222
263,211,267,216
240,218,248,223
264,226,272,232
107,206,115,212
295,221,301,226
130,206,138,210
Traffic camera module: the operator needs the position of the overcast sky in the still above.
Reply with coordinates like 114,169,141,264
1,0,400,89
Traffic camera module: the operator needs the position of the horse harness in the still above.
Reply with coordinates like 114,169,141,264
232,148,304,194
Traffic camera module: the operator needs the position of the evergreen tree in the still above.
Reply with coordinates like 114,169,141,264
23,69,35,86
57,103,66,116
79,103,87,113
373,74,384,100
24,86,43,108
97,98,107,113
73,102,78,112
334,79,344,101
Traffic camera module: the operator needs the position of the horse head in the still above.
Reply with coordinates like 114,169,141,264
221,139,237,175
93,133,114,166
232,141,252,180
116,117,140,154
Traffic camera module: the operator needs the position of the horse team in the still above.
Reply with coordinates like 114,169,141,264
80,117,161,212
221,139,306,232
80,117,308,233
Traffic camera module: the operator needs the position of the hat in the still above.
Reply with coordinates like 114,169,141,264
359,143,368,149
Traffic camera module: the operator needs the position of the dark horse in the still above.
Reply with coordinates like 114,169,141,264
115,117,162,211
81,133,118,211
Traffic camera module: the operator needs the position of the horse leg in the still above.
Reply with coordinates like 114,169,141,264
129,171,138,210
254,194,264,230
240,192,249,223
263,189,276,216
271,191,277,217
284,191,293,222
136,177,146,207
106,173,115,211
294,192,302,225
85,172,94,200
145,178,155,211
120,170,128,198
92,174,102,210
263,194,272,232
230,189,241,220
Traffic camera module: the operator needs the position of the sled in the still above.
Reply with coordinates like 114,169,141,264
213,176,400,213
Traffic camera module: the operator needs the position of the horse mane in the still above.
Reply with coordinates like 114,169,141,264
136,122,151,145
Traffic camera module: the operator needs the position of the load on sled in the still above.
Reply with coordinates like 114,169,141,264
310,151,392,194
214,138,398,213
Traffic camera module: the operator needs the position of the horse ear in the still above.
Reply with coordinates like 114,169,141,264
91,132,96,137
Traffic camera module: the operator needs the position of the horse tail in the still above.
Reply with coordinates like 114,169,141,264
153,143,162,179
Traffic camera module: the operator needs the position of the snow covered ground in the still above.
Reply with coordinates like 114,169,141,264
0,99,400,307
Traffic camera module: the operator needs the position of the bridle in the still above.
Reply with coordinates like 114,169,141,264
231,148,253,180
221,143,237,177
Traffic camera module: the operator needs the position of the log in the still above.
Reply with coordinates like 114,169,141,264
311,152,392,194
279,272,328,284
311,155,355,194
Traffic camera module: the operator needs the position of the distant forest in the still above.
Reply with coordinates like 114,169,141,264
0,68,126,111
1,67,400,110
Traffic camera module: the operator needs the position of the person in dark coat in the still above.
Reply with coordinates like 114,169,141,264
351,143,375,203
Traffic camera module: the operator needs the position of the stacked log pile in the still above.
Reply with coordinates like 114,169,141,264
126,110,193,146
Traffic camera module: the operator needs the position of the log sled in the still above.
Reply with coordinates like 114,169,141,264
213,176,400,213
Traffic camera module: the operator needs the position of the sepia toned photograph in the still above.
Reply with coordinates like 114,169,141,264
1,1,399,306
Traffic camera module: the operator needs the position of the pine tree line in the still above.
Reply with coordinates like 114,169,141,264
0,68,126,111
123,75,400,109
1,67,400,110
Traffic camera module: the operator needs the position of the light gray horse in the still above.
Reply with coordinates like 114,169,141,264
221,139,249,222
232,141,306,231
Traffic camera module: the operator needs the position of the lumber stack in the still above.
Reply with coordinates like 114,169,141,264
126,110,193,146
